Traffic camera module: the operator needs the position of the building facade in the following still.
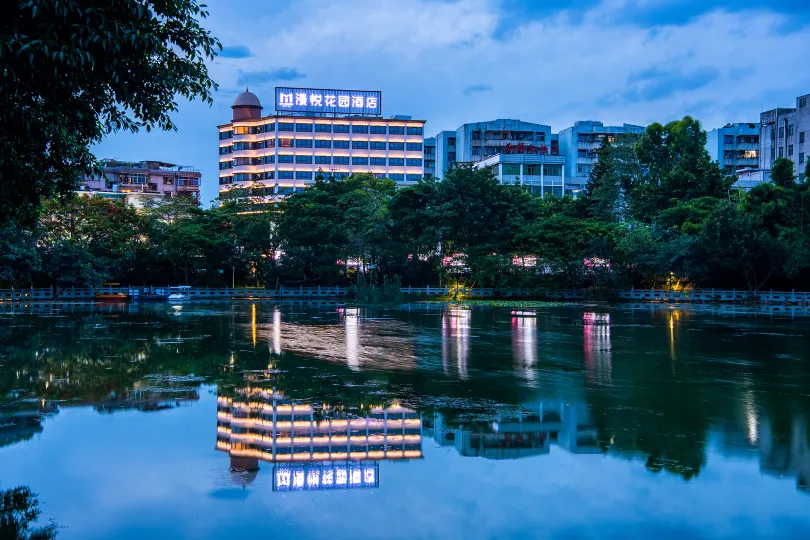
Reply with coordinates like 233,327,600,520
423,136,436,178
81,159,202,202
557,121,645,196
760,93,810,179
473,154,565,197
218,90,426,203
433,120,555,180
705,123,760,174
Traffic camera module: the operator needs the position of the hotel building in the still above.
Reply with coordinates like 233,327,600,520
218,88,427,204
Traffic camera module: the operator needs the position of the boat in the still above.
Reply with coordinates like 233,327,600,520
167,286,192,302
94,292,129,302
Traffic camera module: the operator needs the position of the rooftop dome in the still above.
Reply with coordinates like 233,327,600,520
232,90,262,108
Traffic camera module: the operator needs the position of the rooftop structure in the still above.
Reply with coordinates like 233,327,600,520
81,158,202,203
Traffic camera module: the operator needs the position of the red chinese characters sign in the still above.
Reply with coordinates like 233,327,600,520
504,143,550,155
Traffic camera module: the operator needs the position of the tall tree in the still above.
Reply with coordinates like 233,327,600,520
1,0,220,225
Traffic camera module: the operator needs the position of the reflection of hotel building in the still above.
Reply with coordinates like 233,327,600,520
218,89,426,204
216,379,423,490
424,402,600,460
442,308,470,379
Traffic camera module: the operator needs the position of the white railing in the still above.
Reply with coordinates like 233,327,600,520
2,287,810,304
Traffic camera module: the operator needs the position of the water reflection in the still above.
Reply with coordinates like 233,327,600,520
442,308,470,379
582,312,611,385
511,311,537,384
215,372,422,490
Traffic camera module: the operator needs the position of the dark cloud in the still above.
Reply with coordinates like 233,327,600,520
462,84,494,96
598,66,721,105
236,68,306,86
219,46,254,59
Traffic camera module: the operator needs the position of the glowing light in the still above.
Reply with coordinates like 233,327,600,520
295,93,308,106
336,469,347,486
351,96,364,108
310,94,323,107
364,468,375,484
366,96,378,109
292,470,305,488
338,95,350,107
278,93,293,107
349,469,362,485
325,95,336,107
276,469,291,488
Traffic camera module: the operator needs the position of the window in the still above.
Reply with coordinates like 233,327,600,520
264,155,275,164
779,147,784,158
789,125,795,137
370,157,386,166
296,171,313,180
233,173,250,181
219,146,232,155
406,174,422,181
407,127,423,135
352,141,369,149
389,158,404,166
448,137,456,146
219,161,232,170
278,171,294,179
249,141,262,150
295,123,312,132
800,97,807,108
219,176,233,185
333,156,349,165
219,130,232,140
543,164,563,176
164,177,173,185
333,140,350,149
406,142,423,151
232,141,249,150
788,144,794,156
233,126,249,135
800,152,805,164
406,158,422,166
352,157,368,165
370,141,386,150
779,127,785,138
315,140,332,148
278,155,294,163
771,148,775,160
279,138,293,148
388,126,405,135
264,123,275,133
352,125,369,134
389,142,404,150
232,157,252,166
801,132,806,144
278,122,294,132
295,139,313,148
370,125,386,134
315,156,331,164
295,155,312,164
333,124,350,133
389,173,404,181
265,138,275,148
524,164,541,175
315,124,332,133
502,164,520,176
723,135,734,145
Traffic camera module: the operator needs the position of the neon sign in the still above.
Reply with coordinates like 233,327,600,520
275,87,382,115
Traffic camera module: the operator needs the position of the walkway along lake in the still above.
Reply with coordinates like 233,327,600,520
1,302,809,539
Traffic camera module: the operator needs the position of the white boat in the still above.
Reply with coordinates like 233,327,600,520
167,286,192,301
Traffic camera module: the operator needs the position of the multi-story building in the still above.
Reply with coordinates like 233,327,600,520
557,121,645,196
760,93,810,179
81,158,202,203
433,120,555,180
218,88,426,204
423,136,436,178
473,154,565,197
706,123,760,174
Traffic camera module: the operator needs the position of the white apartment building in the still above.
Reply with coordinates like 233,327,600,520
760,93,810,179
218,89,426,203
706,123,760,174
474,154,565,197
558,121,645,196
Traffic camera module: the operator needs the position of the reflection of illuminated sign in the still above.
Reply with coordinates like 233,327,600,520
273,462,379,491
275,87,382,115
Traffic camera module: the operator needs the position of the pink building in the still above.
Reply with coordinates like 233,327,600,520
81,159,202,203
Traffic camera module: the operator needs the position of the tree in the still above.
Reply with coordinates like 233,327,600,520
1,0,220,225
0,222,40,286
771,157,796,188
0,486,57,540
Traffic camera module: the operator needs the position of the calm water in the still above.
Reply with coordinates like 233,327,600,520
1,302,809,539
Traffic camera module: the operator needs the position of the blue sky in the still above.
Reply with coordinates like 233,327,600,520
94,0,810,205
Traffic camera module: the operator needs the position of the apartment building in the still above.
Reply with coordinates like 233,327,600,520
557,121,645,195
218,88,426,204
706,123,760,174
423,136,436,178
473,154,565,197
760,93,810,179
81,159,202,203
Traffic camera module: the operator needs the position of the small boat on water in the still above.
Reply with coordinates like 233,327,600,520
94,292,129,302
167,286,192,302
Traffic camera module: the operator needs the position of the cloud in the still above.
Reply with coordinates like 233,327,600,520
219,46,254,59
462,84,494,96
236,68,306,86
622,66,721,103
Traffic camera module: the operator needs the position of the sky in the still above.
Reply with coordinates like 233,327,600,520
94,0,810,206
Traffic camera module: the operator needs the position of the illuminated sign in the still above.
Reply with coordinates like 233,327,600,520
275,87,382,115
272,462,379,491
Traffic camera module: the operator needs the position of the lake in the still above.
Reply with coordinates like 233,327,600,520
1,301,809,539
